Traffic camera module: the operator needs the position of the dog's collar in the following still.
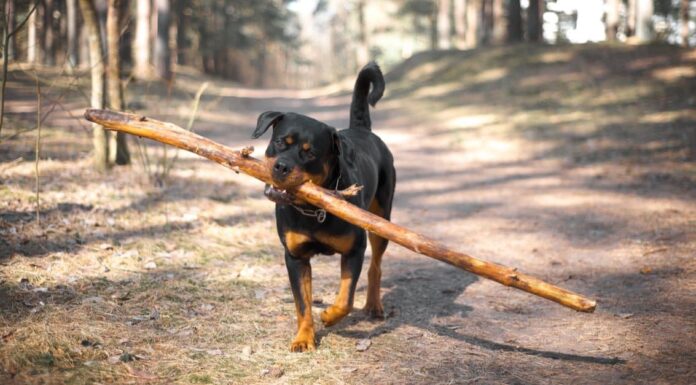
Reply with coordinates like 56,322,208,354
290,171,341,223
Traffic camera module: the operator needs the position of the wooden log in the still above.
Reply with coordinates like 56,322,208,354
84,109,597,313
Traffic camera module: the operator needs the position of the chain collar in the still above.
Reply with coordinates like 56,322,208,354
290,172,341,223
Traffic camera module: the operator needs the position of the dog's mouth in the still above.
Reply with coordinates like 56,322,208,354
264,184,299,205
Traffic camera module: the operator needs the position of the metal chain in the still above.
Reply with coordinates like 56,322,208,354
290,172,341,223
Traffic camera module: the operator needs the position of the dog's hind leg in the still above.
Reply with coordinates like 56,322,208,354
364,199,390,318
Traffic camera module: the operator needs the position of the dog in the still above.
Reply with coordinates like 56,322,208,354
251,62,396,352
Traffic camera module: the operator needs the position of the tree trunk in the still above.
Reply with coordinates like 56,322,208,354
437,0,451,49
466,0,481,48
78,0,109,171
635,0,653,42
605,0,620,42
106,0,129,165
507,0,522,42
490,0,505,44
66,0,78,67
154,0,171,80
5,0,16,61
453,0,466,48
356,0,369,64
133,0,150,78
429,4,438,50
626,0,636,37
175,0,186,64
118,0,131,67
681,0,690,47
527,0,543,42
27,1,37,63
43,0,56,65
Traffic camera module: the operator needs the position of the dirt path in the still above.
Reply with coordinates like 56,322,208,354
1,45,695,384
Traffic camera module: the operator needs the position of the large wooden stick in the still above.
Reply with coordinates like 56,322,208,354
84,109,597,313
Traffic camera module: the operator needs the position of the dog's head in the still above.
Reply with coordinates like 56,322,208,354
252,111,341,190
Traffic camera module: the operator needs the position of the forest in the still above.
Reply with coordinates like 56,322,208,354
1,1,695,384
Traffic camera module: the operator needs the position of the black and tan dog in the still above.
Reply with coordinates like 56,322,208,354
252,62,396,352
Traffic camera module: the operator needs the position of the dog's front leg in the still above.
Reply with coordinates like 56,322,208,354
284,251,316,352
320,237,366,327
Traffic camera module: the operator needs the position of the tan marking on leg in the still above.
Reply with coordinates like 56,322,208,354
291,266,315,352
320,265,353,327
365,199,386,318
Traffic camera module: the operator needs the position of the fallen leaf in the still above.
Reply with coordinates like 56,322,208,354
640,266,653,275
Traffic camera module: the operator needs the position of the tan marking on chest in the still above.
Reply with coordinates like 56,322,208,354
285,231,312,257
315,232,356,255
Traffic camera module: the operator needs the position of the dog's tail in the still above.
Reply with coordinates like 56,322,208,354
349,61,385,131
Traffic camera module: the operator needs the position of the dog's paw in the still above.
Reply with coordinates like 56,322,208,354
289,329,316,353
320,306,350,327
289,338,316,353
363,301,385,320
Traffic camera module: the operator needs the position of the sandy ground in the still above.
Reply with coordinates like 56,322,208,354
1,45,695,384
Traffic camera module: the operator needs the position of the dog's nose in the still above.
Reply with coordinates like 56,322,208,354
273,160,291,177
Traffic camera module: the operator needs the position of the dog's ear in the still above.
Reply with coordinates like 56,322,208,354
252,111,284,139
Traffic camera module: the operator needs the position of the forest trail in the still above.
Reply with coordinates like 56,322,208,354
1,45,695,384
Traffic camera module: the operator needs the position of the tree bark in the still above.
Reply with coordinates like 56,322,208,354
507,0,522,42
78,0,109,171
527,0,543,42
133,0,150,78
153,0,171,80
437,0,451,49
635,0,653,42
106,0,129,165
681,0,690,47
84,108,598,313
466,0,481,48
66,0,78,67
605,0,620,42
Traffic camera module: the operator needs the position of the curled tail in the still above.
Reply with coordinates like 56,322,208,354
349,61,385,130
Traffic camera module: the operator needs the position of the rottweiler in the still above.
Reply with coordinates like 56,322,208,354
251,62,396,352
